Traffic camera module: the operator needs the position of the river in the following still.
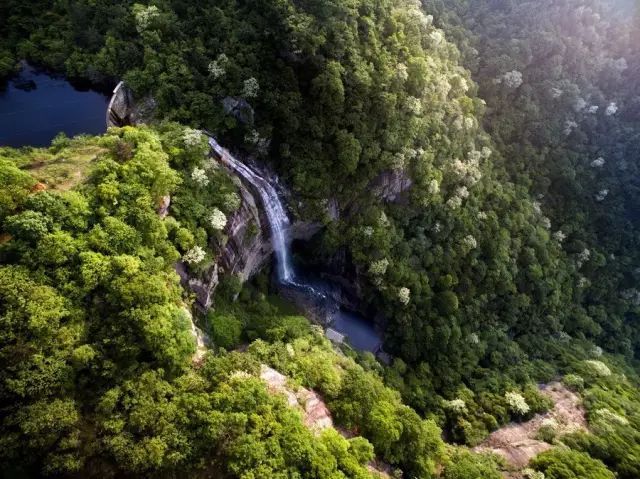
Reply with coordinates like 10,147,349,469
0,63,109,147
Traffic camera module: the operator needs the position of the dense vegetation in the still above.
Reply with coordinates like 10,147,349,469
1,0,640,478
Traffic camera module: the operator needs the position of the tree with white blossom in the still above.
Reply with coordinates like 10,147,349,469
398,287,411,305
242,77,259,98
183,246,206,264
208,53,228,79
505,391,530,415
191,167,209,187
209,208,227,230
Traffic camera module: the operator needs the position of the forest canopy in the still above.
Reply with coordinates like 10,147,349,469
1,0,639,478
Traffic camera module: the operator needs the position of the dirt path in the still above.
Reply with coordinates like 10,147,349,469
474,382,587,468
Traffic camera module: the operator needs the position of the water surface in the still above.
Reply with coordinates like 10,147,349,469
0,64,108,147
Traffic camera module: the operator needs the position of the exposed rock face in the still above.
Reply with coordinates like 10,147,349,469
175,262,219,312
217,160,322,283
157,195,170,219
369,168,413,202
260,364,333,432
106,81,156,127
221,96,255,125
474,382,587,469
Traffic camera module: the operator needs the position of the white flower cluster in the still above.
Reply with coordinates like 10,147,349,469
532,201,542,215
209,208,227,230
594,408,629,427
494,70,523,88
191,167,209,187
522,469,545,479
605,102,618,116
541,217,551,229
134,5,160,32
363,226,374,237
450,153,482,186
578,276,589,288
183,246,206,264
469,332,480,344
369,258,389,276
462,234,477,250
592,345,603,357
405,96,423,115
595,189,609,202
577,248,591,267
575,97,587,112
564,120,578,136
587,105,599,114
612,57,628,72
398,287,411,305
584,359,611,377
242,77,260,98
433,222,442,233
428,179,440,195
183,127,203,148
208,53,228,79
591,157,605,168
505,391,530,415
505,392,531,415
444,398,467,414
553,230,566,243
446,195,462,210
477,211,488,220
551,87,563,99
429,30,444,45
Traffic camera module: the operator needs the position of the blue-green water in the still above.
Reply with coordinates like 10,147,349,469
0,64,108,148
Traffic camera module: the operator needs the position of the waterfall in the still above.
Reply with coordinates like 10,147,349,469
208,137,295,283
207,135,382,353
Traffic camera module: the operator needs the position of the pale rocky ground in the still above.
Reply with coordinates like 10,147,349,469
474,381,587,471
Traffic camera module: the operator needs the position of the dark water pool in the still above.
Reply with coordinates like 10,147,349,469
331,309,382,352
0,64,109,148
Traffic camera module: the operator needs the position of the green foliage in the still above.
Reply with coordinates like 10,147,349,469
208,312,242,350
530,449,615,479
442,450,502,479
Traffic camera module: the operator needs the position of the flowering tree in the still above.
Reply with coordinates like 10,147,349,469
132,4,160,33
209,208,227,230
208,53,228,79
191,167,209,187
183,246,206,264
398,287,411,305
242,77,260,98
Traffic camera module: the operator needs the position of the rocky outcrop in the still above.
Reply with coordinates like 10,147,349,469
216,159,322,283
106,81,156,127
370,168,413,202
175,262,219,312
221,96,254,125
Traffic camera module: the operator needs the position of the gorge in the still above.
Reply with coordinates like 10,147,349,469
208,136,382,353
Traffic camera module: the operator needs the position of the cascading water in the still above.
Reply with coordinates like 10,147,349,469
208,136,381,352
209,137,294,283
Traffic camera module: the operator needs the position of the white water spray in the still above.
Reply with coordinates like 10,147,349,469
208,137,299,286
